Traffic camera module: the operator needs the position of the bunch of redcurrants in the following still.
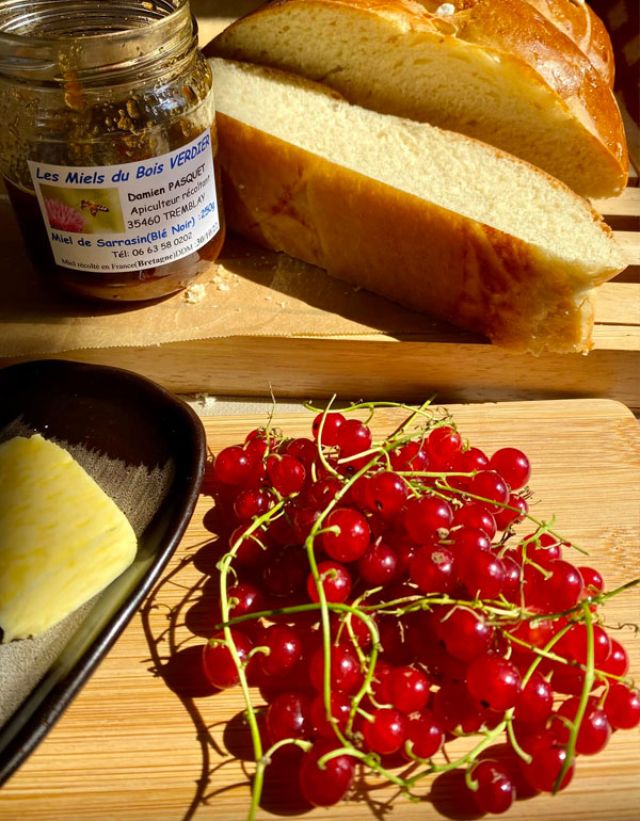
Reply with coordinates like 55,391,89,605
200,404,639,816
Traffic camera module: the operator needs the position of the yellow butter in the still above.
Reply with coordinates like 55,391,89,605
0,435,137,642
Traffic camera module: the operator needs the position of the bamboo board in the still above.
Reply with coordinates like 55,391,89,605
1,399,639,821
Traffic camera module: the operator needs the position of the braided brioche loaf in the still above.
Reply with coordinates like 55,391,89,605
208,0,627,197
210,58,626,353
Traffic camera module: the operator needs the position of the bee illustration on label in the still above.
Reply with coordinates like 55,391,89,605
81,199,110,217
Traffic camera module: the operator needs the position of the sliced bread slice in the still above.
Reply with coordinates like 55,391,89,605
209,58,626,353
208,0,628,198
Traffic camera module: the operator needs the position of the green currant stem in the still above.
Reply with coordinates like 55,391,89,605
506,712,531,763
553,602,595,793
385,398,437,440
464,764,479,792
262,737,312,763
598,577,640,603
317,747,408,788
215,500,285,821
301,447,384,747
304,399,435,423
505,624,574,668
405,720,509,787
444,483,589,557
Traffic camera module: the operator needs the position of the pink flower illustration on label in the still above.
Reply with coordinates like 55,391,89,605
44,197,86,233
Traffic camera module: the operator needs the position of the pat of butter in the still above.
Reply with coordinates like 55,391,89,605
0,435,137,642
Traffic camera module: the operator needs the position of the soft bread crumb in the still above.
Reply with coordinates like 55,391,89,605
184,283,207,303
211,58,624,276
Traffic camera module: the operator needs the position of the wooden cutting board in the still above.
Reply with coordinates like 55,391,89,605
1,399,639,821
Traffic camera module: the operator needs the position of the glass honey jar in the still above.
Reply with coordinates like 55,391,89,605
0,0,225,302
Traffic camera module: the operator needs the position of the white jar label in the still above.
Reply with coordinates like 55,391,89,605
28,130,220,274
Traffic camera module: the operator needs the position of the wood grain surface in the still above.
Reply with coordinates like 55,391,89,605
0,6,638,409
1,399,638,821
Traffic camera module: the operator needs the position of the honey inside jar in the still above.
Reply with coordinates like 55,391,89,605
0,0,225,302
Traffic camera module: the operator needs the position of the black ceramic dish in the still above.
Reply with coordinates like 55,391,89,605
0,359,206,785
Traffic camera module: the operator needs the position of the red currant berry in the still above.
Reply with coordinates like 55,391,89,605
600,639,629,677
309,692,351,738
331,611,374,650
390,441,429,472
431,682,480,733
321,507,371,562
449,526,492,563
460,550,506,600
427,425,462,463
403,495,453,541
367,659,393,703
455,446,490,472
282,437,317,470
447,446,488,490
266,691,313,743
507,617,555,652
391,539,417,579
202,629,253,689
604,684,640,730
358,541,398,586
468,760,515,814
520,738,575,792
437,608,494,662
226,582,264,619
378,615,413,665
521,564,552,610
312,412,345,445
550,665,589,696
517,532,563,566
309,644,362,694
266,453,306,496
405,710,443,759
265,512,297,547
307,561,352,603
229,524,267,568
336,418,372,456
244,432,271,460
514,671,553,726
579,565,605,596
453,502,497,539
299,740,355,807
543,560,584,611
489,447,531,490
469,470,510,512
410,545,457,594
259,624,303,677
365,471,408,518
362,708,408,755
494,493,528,531
263,544,308,598
308,477,343,508
233,487,274,521
214,446,257,486
290,504,321,542
387,665,430,714
555,622,612,666
501,556,523,602
467,655,522,712
553,696,611,755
